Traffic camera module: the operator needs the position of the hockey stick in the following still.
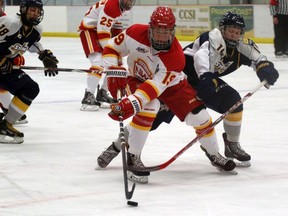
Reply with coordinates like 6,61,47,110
12,65,127,77
129,80,268,173
117,91,136,200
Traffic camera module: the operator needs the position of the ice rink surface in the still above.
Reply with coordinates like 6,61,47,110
0,37,287,216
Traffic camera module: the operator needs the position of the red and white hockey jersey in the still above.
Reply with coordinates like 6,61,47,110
102,24,187,105
78,0,123,49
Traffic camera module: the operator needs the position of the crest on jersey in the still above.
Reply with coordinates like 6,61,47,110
133,58,153,80
9,42,29,55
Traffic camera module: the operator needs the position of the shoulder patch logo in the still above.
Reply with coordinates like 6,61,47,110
136,47,148,53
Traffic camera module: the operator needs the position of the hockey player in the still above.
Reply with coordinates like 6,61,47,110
97,6,237,184
0,0,4,16
78,0,135,111
0,0,28,125
0,0,59,144
152,11,279,167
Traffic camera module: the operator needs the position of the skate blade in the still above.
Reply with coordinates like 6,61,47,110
235,161,251,167
216,167,238,175
14,119,28,125
127,171,149,184
0,135,24,144
227,158,251,167
80,104,100,111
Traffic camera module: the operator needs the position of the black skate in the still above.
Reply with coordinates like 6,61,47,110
97,142,120,168
0,119,24,144
96,86,117,108
15,114,28,125
201,146,237,175
223,133,251,167
127,152,150,184
80,89,101,111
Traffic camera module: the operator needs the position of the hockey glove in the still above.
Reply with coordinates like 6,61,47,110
256,61,279,85
38,49,59,77
108,95,142,121
107,66,128,99
196,72,222,100
0,57,13,74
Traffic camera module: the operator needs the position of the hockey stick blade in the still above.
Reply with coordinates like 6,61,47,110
128,81,267,173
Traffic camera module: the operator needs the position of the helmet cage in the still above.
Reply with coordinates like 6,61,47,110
149,26,175,51
119,0,135,11
20,0,44,26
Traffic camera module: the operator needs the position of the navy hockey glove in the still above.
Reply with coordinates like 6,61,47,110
196,72,222,100
38,49,59,76
256,61,279,85
0,57,13,74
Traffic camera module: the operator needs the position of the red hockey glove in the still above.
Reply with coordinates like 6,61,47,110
13,55,25,66
108,95,142,121
107,66,127,99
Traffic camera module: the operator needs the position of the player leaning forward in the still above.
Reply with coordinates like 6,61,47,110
97,6,237,183
0,0,58,144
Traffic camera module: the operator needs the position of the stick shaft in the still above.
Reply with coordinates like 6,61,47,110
129,81,267,172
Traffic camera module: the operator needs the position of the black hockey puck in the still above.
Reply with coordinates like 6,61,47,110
127,200,138,207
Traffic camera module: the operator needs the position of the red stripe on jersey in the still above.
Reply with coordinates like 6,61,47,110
132,113,156,128
102,46,120,58
97,32,110,41
103,0,122,18
126,24,150,47
158,39,185,72
136,81,159,102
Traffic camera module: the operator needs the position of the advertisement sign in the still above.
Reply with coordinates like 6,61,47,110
173,6,210,40
210,6,254,38
173,5,254,41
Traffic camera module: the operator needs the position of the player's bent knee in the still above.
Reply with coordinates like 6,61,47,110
221,91,243,113
17,80,40,105
185,108,211,127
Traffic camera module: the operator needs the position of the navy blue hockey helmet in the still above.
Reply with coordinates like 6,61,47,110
219,11,245,48
20,0,44,26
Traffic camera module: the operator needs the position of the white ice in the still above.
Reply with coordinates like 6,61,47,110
0,38,287,216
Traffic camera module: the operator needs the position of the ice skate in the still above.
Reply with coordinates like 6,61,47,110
201,146,237,175
96,86,117,108
127,152,150,184
80,89,101,111
0,119,24,144
15,114,28,125
97,142,120,168
223,133,251,167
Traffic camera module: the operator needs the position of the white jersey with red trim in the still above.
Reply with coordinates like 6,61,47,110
102,24,187,105
78,0,123,48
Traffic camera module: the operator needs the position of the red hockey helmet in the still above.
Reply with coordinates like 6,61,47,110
149,6,176,51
